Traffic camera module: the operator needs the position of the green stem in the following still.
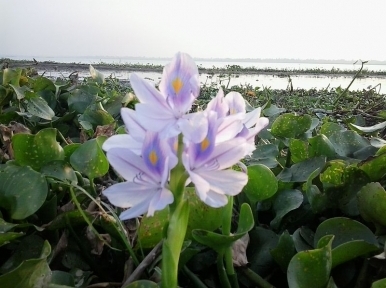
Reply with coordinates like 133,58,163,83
89,178,97,197
217,253,232,288
240,267,275,288
161,133,190,288
161,198,189,288
222,197,239,288
182,266,208,288
333,60,367,107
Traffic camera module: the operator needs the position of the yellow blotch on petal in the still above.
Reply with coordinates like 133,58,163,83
172,78,183,94
201,137,210,151
149,150,158,166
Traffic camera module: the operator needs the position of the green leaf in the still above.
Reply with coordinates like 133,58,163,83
248,227,279,275
67,87,98,114
263,105,286,117
40,160,78,184
0,165,48,219
122,280,158,288
33,76,56,93
25,94,55,120
78,107,115,129
271,113,312,138
249,144,279,168
329,131,370,157
358,153,386,181
357,182,386,234
289,139,309,163
3,68,22,86
287,235,334,288
293,227,314,252
270,189,303,229
320,122,345,138
277,156,326,182
12,128,65,170
305,168,328,213
308,134,336,158
9,84,30,100
349,121,386,134
49,271,75,287
243,164,278,203
70,137,109,179
0,232,24,247
192,203,254,253
314,217,379,267
372,278,386,288
320,160,346,188
0,240,51,288
89,65,105,84
0,218,18,232
270,230,296,272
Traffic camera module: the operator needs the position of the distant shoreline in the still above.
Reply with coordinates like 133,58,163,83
3,58,386,78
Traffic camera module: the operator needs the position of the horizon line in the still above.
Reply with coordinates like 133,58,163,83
2,55,386,64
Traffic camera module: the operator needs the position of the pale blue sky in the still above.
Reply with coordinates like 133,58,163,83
1,0,385,60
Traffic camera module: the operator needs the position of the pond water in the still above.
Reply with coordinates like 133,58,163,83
40,69,386,94
15,55,386,72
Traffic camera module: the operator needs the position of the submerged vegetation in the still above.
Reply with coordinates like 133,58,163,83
0,57,386,288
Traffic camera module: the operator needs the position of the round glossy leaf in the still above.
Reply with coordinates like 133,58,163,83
271,113,312,138
320,122,345,138
70,137,109,179
250,143,279,168
243,164,278,203
41,160,77,184
314,217,379,267
287,235,334,288
270,230,296,272
357,182,386,233
329,131,370,157
315,217,378,248
0,165,48,220
67,87,98,114
0,240,51,288
289,139,309,163
277,156,326,182
320,160,346,187
26,94,55,120
309,134,336,158
359,153,386,181
78,108,115,129
271,189,303,229
12,128,65,170
248,227,279,275
63,143,81,163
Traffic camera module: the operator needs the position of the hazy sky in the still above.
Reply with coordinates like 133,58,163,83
1,0,385,60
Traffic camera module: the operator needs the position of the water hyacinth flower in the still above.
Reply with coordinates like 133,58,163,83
102,52,269,219
103,131,177,220
131,52,200,138
182,111,252,207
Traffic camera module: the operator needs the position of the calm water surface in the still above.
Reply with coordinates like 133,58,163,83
41,69,386,94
